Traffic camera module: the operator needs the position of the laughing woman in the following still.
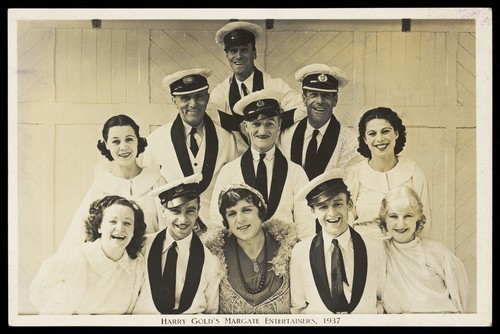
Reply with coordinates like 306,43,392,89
202,183,298,314
58,114,167,251
30,196,147,314
345,107,432,239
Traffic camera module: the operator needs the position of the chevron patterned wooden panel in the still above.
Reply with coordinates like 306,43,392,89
455,128,476,312
17,27,54,103
457,33,476,106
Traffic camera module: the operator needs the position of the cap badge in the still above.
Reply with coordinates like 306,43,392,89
183,76,194,84
256,100,265,107
174,185,184,193
318,74,328,82
230,30,238,38
318,183,329,191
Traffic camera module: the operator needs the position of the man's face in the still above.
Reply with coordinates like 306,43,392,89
225,43,256,79
303,90,338,128
311,192,352,238
172,89,209,127
163,198,200,241
244,115,281,153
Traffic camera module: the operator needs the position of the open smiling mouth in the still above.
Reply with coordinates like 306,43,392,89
111,235,126,241
118,152,131,158
237,224,250,231
374,143,389,151
175,223,190,230
393,228,409,234
326,217,342,224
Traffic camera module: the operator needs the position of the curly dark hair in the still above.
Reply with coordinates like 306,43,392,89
357,107,407,159
97,114,148,161
84,195,147,259
219,187,267,229
374,186,426,236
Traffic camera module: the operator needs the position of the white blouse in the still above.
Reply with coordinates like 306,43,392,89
30,240,145,315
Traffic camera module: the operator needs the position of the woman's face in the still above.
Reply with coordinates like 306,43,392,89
363,118,399,160
225,199,262,241
105,125,138,165
99,204,135,254
384,199,418,243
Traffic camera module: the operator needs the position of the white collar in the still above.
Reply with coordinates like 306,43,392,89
322,226,351,252
250,146,276,161
306,117,331,137
236,72,255,87
163,229,193,254
181,119,204,139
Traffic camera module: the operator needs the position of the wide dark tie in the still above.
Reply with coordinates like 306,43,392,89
304,129,320,180
331,239,349,312
256,153,268,203
241,83,250,96
161,241,178,312
189,127,199,157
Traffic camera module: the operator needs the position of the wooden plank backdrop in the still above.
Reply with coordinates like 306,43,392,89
15,18,477,314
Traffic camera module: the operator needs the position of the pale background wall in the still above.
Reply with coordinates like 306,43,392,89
16,18,476,314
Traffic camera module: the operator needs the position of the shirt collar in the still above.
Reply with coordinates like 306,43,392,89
163,228,193,254
236,72,254,87
84,239,134,276
250,146,276,161
322,226,351,252
306,117,331,137
181,119,204,139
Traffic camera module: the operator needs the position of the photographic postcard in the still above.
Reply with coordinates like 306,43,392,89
8,7,492,327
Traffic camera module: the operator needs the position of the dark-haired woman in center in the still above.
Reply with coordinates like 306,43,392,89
58,114,167,251
345,107,432,239
202,183,298,314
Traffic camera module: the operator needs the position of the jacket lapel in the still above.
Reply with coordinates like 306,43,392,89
147,229,168,313
228,75,242,114
290,117,308,166
309,231,335,313
311,115,341,179
170,115,194,177
347,226,367,313
240,149,257,187
266,148,288,219
199,114,218,193
252,67,264,91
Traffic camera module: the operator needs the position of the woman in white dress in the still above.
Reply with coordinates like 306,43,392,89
376,186,468,313
30,195,147,314
58,114,166,251
346,107,432,239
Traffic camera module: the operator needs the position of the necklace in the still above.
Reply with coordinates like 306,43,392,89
235,232,268,294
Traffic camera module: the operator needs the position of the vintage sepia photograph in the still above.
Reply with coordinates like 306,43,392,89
8,8,491,326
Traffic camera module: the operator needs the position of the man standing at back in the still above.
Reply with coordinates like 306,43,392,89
141,68,238,231
207,20,306,154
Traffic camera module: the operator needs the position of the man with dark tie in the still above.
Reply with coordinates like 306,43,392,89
278,63,362,182
133,173,220,314
207,20,307,154
140,68,238,231
289,169,386,314
209,89,315,241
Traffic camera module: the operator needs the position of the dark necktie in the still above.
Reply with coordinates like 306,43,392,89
256,153,268,203
241,83,250,96
161,241,178,312
189,127,199,157
304,129,320,180
331,239,349,312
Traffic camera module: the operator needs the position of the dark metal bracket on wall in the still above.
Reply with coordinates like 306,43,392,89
92,19,101,29
402,19,411,32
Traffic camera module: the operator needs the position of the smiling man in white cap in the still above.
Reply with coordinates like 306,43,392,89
206,20,307,154
289,169,386,314
133,173,220,314
140,68,238,228
209,89,315,241
278,63,362,188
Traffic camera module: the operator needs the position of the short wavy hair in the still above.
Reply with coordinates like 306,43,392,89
84,195,147,259
375,186,426,236
357,107,407,159
97,114,148,161
218,187,267,229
